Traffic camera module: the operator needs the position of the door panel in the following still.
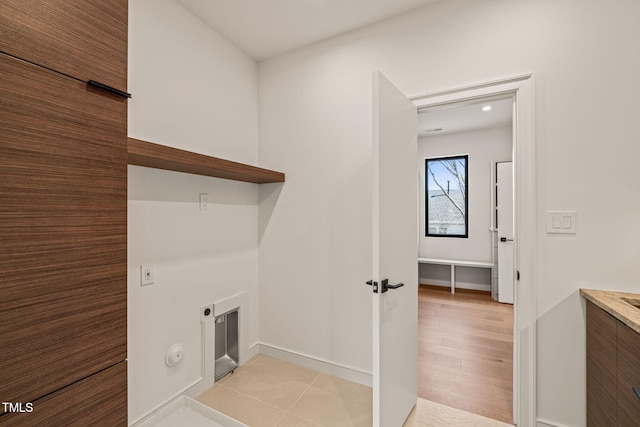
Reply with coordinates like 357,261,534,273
372,71,418,426
497,162,514,304
0,53,127,404
0,0,128,91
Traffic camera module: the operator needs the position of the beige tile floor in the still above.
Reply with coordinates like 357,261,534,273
197,355,513,427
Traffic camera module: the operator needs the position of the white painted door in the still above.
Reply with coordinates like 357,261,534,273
497,161,514,304
371,71,418,427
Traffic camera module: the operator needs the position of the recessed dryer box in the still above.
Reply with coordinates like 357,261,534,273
214,309,239,381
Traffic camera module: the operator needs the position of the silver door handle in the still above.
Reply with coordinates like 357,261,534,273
500,237,514,242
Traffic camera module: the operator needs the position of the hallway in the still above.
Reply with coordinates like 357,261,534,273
418,285,514,424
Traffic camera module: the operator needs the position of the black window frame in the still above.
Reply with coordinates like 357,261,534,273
425,154,469,238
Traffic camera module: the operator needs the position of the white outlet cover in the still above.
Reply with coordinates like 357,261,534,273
200,303,214,322
199,193,209,211
141,264,155,286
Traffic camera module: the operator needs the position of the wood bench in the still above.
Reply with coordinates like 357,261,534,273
418,258,495,294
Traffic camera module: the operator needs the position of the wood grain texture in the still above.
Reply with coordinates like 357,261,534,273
0,362,127,425
586,300,619,427
0,53,127,404
618,322,640,426
418,285,513,424
0,0,127,91
581,289,640,335
128,137,286,184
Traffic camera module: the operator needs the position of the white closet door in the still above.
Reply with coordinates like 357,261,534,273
497,161,514,304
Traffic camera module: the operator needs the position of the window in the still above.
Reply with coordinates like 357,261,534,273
425,155,468,237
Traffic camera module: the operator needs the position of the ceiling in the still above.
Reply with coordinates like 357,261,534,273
417,97,513,138
175,0,442,61
172,0,511,136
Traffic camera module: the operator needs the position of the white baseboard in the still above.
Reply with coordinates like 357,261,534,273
537,418,575,427
419,278,491,292
130,377,203,426
245,341,260,361
257,342,373,387
182,376,213,402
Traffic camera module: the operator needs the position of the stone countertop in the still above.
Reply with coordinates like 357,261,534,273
581,289,640,334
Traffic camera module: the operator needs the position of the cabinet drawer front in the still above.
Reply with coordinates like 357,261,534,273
0,361,127,425
0,54,126,404
618,323,640,425
0,0,127,91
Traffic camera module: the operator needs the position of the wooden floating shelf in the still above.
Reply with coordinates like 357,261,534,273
127,138,285,184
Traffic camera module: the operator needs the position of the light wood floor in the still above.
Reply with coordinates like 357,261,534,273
418,285,514,424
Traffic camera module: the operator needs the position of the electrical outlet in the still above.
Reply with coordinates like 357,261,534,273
199,193,209,211
200,303,214,322
141,264,155,286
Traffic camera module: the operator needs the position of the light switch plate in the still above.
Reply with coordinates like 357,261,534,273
547,211,577,234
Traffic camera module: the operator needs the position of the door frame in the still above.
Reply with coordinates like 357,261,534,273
411,74,536,427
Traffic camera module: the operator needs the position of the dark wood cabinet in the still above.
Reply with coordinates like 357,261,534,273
0,52,127,405
0,1,127,424
586,301,618,426
618,322,640,426
0,362,127,426
0,0,127,92
586,300,640,427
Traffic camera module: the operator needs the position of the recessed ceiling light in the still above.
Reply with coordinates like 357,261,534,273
482,105,492,112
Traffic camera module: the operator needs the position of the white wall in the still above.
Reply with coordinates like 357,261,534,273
257,64,374,374
128,0,260,423
258,1,640,426
419,127,512,261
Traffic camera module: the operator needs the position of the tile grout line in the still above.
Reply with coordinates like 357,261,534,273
214,361,325,426
217,381,285,412
213,380,292,425
275,372,325,427
204,355,373,427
